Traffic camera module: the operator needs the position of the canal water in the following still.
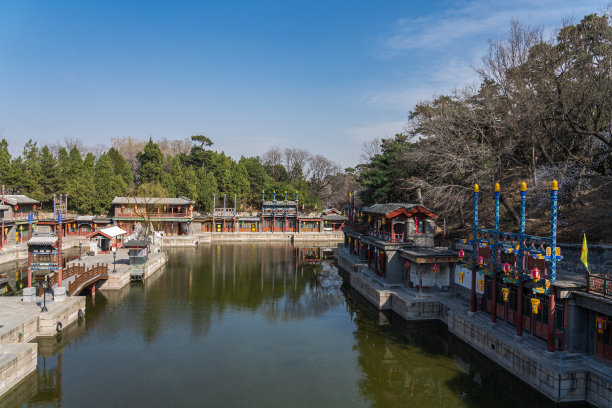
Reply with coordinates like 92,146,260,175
2,243,570,407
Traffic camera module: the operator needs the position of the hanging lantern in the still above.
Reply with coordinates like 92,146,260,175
133,222,137,227
596,316,606,334
433,264,438,273
458,272,465,283
33,205,37,210
503,263,511,274
4,228,7,234
164,206,167,212
531,298,541,315
478,279,484,291
135,205,138,211
93,223,97,229
404,260,411,270
121,205,125,210
178,206,182,212
382,217,386,226
478,256,484,266
368,215,372,222
119,222,123,227
545,279,551,290
459,249,464,259
502,287,510,302
15,205,18,211
532,267,540,282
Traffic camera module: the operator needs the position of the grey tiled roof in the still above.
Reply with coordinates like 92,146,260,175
27,234,58,246
322,214,345,221
2,195,39,205
111,197,194,205
361,203,435,216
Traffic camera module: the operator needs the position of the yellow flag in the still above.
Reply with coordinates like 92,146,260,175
580,234,589,272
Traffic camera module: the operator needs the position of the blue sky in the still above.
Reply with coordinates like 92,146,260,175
0,0,603,168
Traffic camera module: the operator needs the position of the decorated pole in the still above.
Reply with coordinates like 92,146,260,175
547,180,559,352
470,184,479,313
296,191,300,233
58,213,63,287
516,181,527,337
491,183,500,323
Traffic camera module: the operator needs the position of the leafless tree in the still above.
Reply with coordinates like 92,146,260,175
283,148,311,181
308,154,341,197
360,137,381,163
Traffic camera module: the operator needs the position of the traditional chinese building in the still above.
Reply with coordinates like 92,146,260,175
111,196,195,236
321,208,345,231
342,202,452,287
1,194,40,245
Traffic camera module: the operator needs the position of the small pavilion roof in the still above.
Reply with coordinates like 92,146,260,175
124,240,149,248
27,233,58,246
2,195,39,206
87,226,127,239
361,203,438,219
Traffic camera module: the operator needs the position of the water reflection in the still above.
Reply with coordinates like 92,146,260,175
1,243,583,408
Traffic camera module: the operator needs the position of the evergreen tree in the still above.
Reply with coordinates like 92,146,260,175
0,139,11,189
22,140,43,201
196,168,217,211
108,147,134,187
39,146,59,199
94,153,127,213
137,139,164,184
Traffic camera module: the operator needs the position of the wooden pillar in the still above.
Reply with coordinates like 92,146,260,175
516,280,523,336
547,288,556,352
419,264,423,295
491,272,497,323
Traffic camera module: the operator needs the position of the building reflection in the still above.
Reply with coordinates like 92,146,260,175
345,287,573,408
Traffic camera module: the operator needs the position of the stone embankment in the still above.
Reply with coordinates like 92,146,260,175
161,231,344,246
0,296,85,398
335,247,612,407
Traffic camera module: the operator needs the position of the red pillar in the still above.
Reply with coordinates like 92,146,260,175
470,248,478,313
547,288,556,352
27,267,32,287
491,273,497,323
516,281,523,336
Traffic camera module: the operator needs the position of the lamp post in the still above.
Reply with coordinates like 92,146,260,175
40,281,48,312
112,245,117,273
79,242,82,261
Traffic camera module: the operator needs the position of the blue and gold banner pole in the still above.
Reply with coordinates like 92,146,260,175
547,180,558,352
471,184,479,313
491,183,500,323
516,181,526,337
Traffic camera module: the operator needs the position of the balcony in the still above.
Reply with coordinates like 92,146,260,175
587,274,612,298
368,228,405,243
114,210,191,219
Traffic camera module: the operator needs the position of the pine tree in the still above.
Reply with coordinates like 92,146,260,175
0,139,12,189
196,168,217,211
94,153,127,213
39,146,59,200
137,139,164,184
22,140,43,201
108,147,134,187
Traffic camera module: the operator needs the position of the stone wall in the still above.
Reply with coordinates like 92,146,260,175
0,344,37,398
350,274,392,309
587,368,612,407
447,310,588,403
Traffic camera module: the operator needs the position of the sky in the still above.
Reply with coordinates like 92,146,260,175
0,0,604,168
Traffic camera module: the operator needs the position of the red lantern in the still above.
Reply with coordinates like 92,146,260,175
433,264,438,273
502,287,510,302
178,206,181,212
596,317,606,334
404,260,411,269
459,250,464,259
33,205,37,210
531,298,541,314
532,267,540,281
458,272,465,283
478,256,484,266
503,263,511,274
164,205,167,212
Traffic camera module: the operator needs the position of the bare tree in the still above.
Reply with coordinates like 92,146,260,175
360,137,381,163
283,148,311,181
308,154,341,197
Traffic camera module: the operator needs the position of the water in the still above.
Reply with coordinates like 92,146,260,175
1,243,569,407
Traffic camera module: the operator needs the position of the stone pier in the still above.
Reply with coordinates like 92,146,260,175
335,247,612,406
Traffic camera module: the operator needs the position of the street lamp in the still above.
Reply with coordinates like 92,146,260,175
112,245,117,273
40,281,48,312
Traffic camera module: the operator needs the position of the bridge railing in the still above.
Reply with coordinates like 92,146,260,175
68,263,109,296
